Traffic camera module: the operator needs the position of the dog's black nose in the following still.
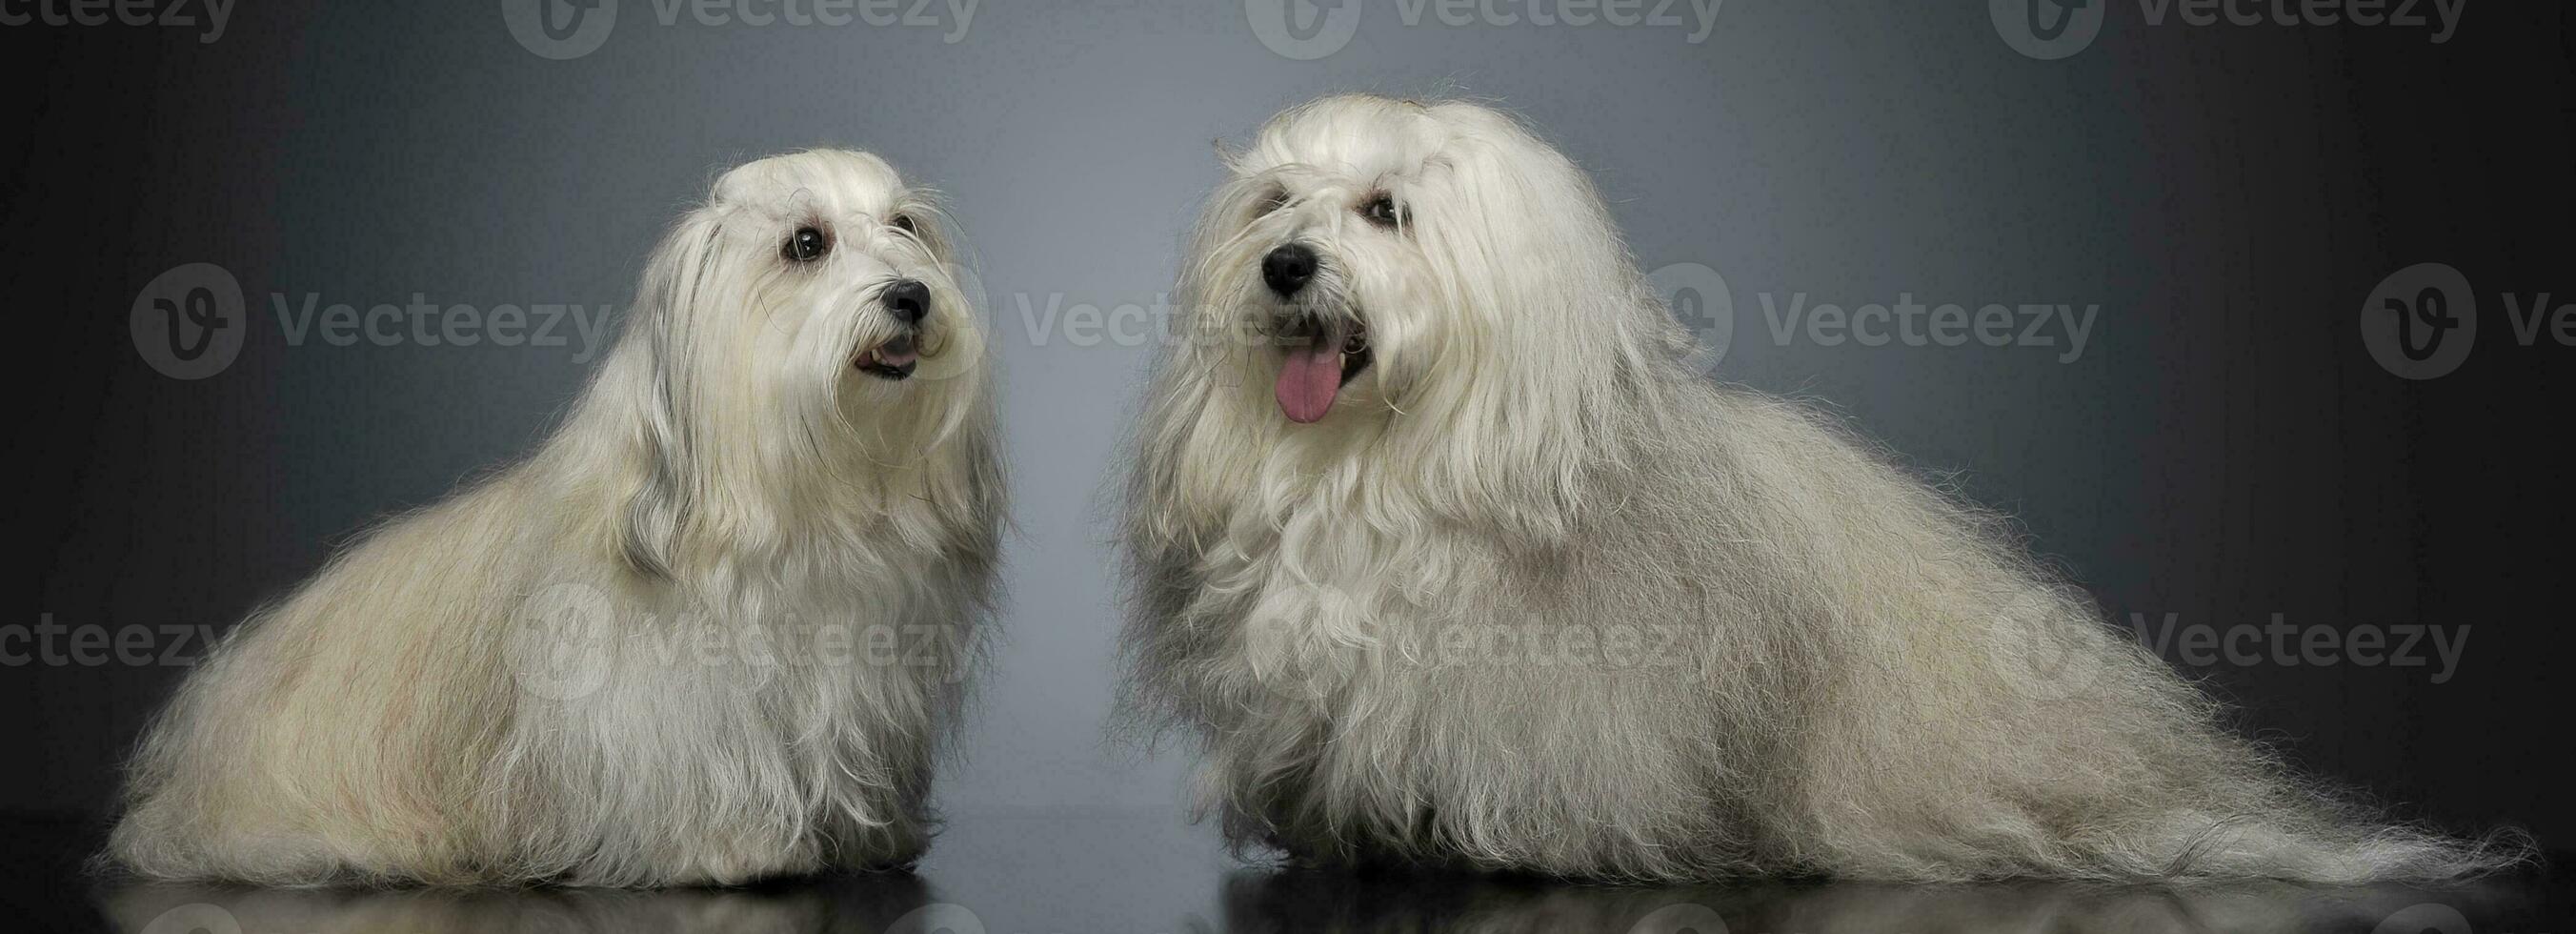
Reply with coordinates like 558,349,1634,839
1261,244,1318,297
884,279,931,325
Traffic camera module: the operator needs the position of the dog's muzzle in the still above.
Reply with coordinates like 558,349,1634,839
856,278,933,380
1252,245,1372,422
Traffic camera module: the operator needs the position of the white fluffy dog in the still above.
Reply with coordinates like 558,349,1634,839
1118,95,2523,883
108,150,1001,887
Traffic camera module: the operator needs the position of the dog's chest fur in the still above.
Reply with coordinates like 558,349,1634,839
1197,457,1457,696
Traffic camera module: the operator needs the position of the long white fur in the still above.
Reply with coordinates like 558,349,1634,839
1118,94,2526,883
107,150,1003,887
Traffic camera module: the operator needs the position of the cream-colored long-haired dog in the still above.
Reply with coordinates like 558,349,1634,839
108,150,1001,887
1118,95,2524,883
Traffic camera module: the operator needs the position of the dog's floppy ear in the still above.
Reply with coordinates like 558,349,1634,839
1399,104,1675,539
608,210,727,580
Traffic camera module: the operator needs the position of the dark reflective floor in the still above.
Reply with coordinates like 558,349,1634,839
15,814,2567,933
1216,870,2561,934
99,877,949,934
87,871,2571,934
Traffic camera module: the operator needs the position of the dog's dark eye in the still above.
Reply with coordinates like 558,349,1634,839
1360,193,1403,229
890,213,917,234
784,226,831,263
1255,188,1290,217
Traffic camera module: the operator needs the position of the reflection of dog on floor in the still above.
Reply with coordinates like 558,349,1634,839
99,874,953,934
1119,94,2525,883
108,150,1002,886
1218,870,2533,934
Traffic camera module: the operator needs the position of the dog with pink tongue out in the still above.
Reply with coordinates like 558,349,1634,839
1117,94,2524,884
1266,242,1373,425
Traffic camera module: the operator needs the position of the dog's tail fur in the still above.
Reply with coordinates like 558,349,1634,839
1693,389,2538,884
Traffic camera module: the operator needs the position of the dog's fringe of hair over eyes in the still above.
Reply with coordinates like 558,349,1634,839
100,150,1004,888
1115,93,2534,884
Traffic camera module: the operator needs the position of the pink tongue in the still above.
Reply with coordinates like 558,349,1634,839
1275,342,1343,424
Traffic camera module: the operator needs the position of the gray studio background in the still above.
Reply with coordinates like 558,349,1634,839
14,0,2571,928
